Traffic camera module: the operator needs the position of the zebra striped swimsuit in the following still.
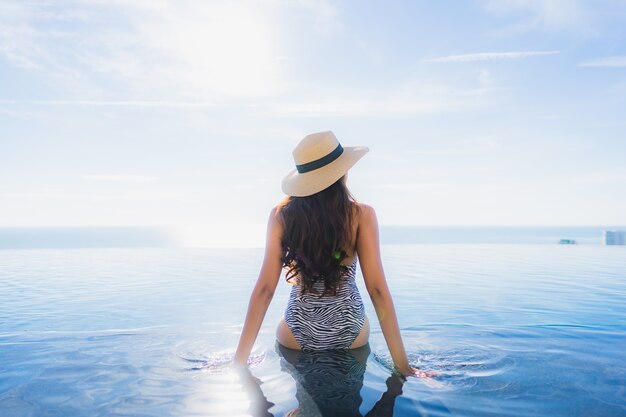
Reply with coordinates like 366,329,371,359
284,259,366,352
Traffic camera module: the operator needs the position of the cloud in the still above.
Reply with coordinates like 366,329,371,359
0,0,347,102
0,83,499,116
0,79,502,117
481,0,588,34
424,50,560,63
0,190,178,201
0,0,287,99
83,175,160,183
0,0,506,119
538,170,626,187
0,99,217,107
264,89,494,117
406,149,455,156
578,55,626,67
290,0,340,35
261,75,505,118
374,183,448,190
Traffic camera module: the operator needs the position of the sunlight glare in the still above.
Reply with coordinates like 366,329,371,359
177,223,266,248
146,1,282,97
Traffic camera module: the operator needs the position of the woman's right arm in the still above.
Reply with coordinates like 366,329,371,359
232,206,284,367
356,203,414,376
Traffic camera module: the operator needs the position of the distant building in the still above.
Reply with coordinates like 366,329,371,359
603,230,626,245
559,239,577,244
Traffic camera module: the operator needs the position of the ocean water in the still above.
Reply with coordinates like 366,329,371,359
1,244,625,416
1,225,624,249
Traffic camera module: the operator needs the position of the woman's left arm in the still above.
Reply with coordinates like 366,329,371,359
233,206,284,366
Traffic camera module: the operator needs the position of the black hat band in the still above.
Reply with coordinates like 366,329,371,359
295,144,344,174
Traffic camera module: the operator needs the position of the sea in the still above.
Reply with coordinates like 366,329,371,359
0,226,625,416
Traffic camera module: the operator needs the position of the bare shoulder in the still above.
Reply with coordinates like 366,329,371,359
263,204,284,259
353,202,379,253
268,204,284,228
354,202,377,227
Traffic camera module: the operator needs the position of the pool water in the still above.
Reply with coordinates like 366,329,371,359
1,245,625,416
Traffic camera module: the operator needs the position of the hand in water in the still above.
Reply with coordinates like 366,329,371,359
411,367,440,378
398,366,440,378
226,361,250,375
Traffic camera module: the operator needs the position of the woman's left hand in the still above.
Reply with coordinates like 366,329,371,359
398,366,439,378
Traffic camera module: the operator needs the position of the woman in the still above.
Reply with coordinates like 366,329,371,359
233,130,434,378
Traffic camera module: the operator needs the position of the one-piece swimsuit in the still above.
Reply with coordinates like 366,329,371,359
284,260,366,352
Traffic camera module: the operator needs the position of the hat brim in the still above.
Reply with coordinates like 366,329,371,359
281,146,369,197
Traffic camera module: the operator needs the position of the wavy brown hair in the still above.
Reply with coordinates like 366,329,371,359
278,175,360,297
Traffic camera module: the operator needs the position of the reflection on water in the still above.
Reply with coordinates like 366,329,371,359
277,342,373,417
235,342,411,417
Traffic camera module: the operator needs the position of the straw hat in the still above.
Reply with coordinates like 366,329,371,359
282,131,369,197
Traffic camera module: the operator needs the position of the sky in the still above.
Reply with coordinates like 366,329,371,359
1,0,625,246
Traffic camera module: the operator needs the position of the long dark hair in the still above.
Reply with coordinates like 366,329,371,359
278,175,360,296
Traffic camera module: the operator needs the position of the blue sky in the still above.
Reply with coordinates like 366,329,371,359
1,0,625,245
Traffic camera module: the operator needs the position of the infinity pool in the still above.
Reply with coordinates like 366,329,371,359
1,245,625,416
